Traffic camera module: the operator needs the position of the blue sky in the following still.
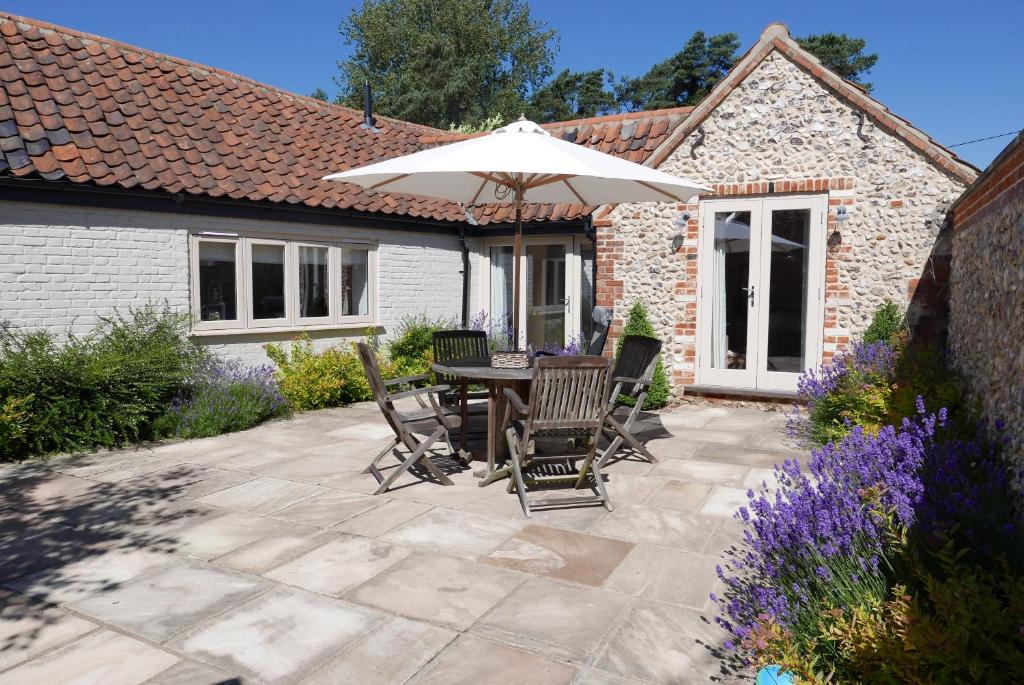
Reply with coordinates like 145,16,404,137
6,0,1021,167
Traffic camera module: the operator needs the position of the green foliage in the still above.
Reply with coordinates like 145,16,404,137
336,0,557,128
807,375,891,445
616,31,740,110
862,300,906,346
749,537,1024,684
0,307,205,460
448,113,505,134
387,314,454,372
265,330,430,412
887,342,969,431
266,336,369,411
614,302,670,409
310,87,329,101
526,68,617,122
795,33,879,92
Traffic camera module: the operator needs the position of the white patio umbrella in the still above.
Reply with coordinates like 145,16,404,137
324,117,708,347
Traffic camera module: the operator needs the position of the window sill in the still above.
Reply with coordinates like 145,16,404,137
190,322,379,338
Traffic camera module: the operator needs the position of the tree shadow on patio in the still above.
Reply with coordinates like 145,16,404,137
0,459,216,664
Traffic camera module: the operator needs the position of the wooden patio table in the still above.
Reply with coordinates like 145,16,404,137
431,357,532,487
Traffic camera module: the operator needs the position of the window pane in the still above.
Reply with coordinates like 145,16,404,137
342,248,369,317
711,211,752,369
766,209,810,373
299,246,330,318
198,241,237,321
251,244,286,320
525,244,566,350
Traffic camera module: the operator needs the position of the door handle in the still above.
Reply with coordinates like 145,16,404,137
741,285,755,307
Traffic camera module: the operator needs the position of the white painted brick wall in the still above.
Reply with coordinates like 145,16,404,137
1,201,466,366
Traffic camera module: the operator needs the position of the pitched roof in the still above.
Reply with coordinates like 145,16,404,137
0,12,467,223
644,23,979,185
421,107,693,223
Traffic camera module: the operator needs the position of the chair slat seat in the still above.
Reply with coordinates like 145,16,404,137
502,355,613,517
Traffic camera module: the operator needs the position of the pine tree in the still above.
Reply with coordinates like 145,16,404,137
614,301,670,409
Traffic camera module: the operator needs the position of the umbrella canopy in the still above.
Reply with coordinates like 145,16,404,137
324,117,709,347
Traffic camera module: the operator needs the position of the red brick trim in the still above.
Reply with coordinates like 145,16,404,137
951,133,1024,230
705,177,854,197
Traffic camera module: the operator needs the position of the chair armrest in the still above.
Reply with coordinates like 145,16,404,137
384,373,430,387
503,387,529,415
613,375,650,387
387,384,450,402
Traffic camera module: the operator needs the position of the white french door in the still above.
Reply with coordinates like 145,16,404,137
697,195,826,392
483,237,577,350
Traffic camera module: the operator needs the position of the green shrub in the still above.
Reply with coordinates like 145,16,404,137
862,300,906,346
265,334,418,411
387,314,454,374
0,307,204,460
614,301,670,409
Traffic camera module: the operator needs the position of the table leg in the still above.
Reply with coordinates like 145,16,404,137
459,381,469,455
477,378,528,488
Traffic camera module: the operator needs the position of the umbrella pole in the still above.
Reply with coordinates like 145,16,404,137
512,185,523,351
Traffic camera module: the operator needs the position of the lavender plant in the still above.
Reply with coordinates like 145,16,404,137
155,358,288,439
715,402,943,649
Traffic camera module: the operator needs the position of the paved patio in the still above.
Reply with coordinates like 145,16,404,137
0,402,800,684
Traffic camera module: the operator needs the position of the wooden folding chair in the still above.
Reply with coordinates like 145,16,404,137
432,330,489,453
356,342,463,495
502,355,612,517
599,334,663,466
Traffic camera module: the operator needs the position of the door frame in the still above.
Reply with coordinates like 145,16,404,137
480,235,578,349
696,194,827,392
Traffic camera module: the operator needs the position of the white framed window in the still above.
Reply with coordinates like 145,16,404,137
189,233,377,334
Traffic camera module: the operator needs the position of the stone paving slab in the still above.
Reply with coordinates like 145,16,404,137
69,560,265,642
0,629,179,685
300,615,455,684
409,634,578,685
0,402,798,684
170,586,381,683
0,591,96,671
349,552,522,630
482,525,634,587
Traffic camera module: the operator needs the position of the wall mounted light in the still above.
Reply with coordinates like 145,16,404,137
836,206,850,222
671,234,686,251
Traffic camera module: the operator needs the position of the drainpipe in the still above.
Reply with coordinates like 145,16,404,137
459,205,478,327
584,216,597,326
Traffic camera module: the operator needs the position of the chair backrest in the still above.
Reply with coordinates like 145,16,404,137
433,330,489,385
357,342,403,435
587,306,613,356
526,355,610,435
612,335,663,397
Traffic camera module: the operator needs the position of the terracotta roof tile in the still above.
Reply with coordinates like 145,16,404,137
0,13,699,226
0,12,469,222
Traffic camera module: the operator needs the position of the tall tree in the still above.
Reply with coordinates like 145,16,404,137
526,68,617,122
795,33,879,92
336,0,557,129
616,32,740,111
310,87,328,101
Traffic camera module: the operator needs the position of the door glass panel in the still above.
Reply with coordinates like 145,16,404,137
298,245,329,318
489,246,514,348
251,244,286,320
198,241,237,322
525,244,566,350
711,211,752,369
342,248,369,316
766,209,810,373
